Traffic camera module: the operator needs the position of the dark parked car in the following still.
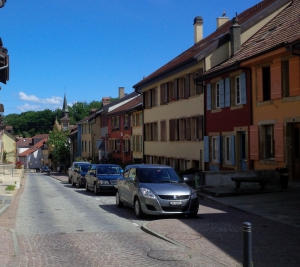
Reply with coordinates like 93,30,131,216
115,164,199,218
72,163,92,188
85,164,123,195
68,161,91,184
40,166,52,174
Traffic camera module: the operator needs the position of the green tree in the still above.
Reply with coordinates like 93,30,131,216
47,128,70,168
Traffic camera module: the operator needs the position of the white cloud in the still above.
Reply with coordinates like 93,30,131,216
18,92,62,104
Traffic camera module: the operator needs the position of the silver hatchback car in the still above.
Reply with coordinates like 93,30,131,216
115,164,199,218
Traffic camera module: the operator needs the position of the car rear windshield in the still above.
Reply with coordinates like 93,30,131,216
97,166,122,175
80,166,90,172
138,168,182,183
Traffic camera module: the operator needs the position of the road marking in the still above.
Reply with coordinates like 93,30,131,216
132,223,139,227
95,198,100,201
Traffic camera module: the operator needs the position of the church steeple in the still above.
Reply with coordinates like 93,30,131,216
62,94,69,118
61,94,70,131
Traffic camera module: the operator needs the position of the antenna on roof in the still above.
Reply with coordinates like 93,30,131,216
222,10,226,17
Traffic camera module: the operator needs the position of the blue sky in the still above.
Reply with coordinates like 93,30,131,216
1,0,260,115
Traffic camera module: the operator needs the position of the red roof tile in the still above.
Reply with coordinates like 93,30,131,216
18,138,47,157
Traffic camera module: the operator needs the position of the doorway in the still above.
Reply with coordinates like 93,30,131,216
240,131,247,171
292,123,300,180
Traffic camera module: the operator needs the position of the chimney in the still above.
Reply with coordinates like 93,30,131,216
193,16,203,44
216,17,229,29
102,97,110,106
119,87,125,98
230,16,241,56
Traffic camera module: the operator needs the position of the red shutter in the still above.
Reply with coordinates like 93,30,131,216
289,56,300,96
256,68,263,102
274,123,284,162
250,125,259,160
271,61,282,99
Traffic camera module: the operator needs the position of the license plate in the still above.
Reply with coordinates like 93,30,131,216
169,201,182,206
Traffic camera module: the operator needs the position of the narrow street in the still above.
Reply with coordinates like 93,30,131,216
1,172,300,267
0,173,224,267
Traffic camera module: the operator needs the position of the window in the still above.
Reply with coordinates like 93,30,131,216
191,116,203,141
191,69,203,96
264,125,275,159
145,88,157,108
124,114,129,130
152,122,158,141
215,82,220,108
169,119,179,141
111,117,119,131
160,120,167,141
282,60,289,97
123,139,130,153
145,122,158,141
235,76,241,105
178,77,186,100
262,66,271,101
179,118,191,141
212,136,218,163
224,136,231,164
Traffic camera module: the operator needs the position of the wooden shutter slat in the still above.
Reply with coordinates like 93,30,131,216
274,123,284,161
271,61,282,99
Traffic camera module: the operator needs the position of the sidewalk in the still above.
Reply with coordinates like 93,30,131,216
0,169,24,216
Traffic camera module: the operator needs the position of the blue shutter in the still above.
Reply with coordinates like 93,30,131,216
204,136,210,162
231,135,236,166
225,77,231,107
207,84,211,110
218,135,222,164
240,72,247,104
220,80,225,108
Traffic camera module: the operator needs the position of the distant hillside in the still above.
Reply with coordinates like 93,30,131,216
4,100,104,137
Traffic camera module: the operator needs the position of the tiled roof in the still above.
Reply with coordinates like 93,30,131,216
77,113,96,124
16,138,32,147
18,137,47,157
107,95,142,116
133,0,284,90
202,0,300,76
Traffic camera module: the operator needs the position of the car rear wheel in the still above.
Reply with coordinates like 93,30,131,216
116,191,124,208
134,198,144,219
94,184,98,196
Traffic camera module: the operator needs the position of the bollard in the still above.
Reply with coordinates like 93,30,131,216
243,222,253,267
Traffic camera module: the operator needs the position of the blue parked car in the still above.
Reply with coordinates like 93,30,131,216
85,164,123,195
72,163,92,188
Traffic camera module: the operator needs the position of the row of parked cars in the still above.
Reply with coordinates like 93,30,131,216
67,162,199,218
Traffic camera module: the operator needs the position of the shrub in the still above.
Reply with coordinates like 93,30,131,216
15,161,23,169
5,185,15,191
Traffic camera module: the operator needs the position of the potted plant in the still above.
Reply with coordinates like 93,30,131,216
276,167,289,189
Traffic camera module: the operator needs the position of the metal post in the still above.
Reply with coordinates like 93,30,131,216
243,222,253,267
